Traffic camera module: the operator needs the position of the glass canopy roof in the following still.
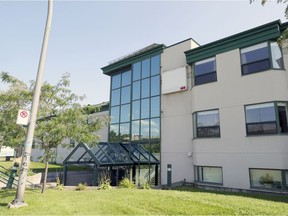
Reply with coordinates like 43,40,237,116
63,142,159,167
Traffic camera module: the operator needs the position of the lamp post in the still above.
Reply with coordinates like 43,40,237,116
9,0,53,208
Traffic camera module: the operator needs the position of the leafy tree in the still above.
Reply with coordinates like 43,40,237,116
250,0,288,46
0,72,107,193
0,72,32,155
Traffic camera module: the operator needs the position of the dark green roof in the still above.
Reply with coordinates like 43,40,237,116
102,44,165,76
185,20,287,64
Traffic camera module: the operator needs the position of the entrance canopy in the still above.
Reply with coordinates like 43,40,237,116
63,142,159,167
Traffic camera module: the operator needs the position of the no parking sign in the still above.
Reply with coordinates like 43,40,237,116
16,110,30,125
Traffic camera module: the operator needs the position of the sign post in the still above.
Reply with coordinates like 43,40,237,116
8,0,53,208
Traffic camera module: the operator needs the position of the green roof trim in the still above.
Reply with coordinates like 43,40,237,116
185,20,286,64
102,44,165,75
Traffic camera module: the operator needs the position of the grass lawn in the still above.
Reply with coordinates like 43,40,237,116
0,159,90,173
0,187,288,215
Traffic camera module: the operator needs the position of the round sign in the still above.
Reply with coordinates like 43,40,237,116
20,111,28,118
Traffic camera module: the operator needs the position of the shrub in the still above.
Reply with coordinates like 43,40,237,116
56,177,64,191
139,181,151,190
98,171,112,190
76,183,87,191
119,178,135,189
98,179,112,190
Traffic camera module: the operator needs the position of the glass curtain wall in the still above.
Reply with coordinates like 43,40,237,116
109,55,161,186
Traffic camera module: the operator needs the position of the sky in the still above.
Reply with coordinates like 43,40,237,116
0,0,286,105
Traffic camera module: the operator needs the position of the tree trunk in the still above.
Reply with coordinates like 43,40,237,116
41,159,49,193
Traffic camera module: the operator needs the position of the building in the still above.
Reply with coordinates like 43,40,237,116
101,20,288,191
31,102,109,164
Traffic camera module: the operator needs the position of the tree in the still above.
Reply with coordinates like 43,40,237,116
250,0,288,46
0,72,107,193
0,72,33,156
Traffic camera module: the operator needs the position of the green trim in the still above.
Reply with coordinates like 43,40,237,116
102,44,165,75
185,20,286,64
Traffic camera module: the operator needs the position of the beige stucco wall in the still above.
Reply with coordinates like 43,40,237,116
161,39,198,184
161,43,288,189
192,48,288,189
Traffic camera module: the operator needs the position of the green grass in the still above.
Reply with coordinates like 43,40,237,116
0,187,288,215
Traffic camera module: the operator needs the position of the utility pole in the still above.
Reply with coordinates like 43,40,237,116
9,0,53,208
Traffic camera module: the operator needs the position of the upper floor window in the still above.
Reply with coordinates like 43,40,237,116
111,73,121,90
240,41,284,75
245,102,288,135
194,109,220,138
194,57,217,85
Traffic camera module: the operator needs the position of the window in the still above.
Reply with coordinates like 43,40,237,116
69,139,76,148
194,109,220,138
109,55,160,145
194,57,217,85
241,41,284,75
111,73,121,89
195,166,223,184
250,169,285,190
121,70,131,86
245,102,288,135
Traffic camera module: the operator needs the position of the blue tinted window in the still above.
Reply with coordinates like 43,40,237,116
245,103,276,123
110,106,120,124
132,81,140,100
141,98,150,119
151,96,160,118
241,45,269,64
197,110,219,127
150,118,160,139
109,124,119,142
242,60,270,75
132,100,140,120
121,86,131,104
195,60,216,76
195,110,220,138
111,89,120,106
241,42,271,74
120,104,130,123
121,70,131,86
245,103,277,135
141,119,149,140
151,55,160,76
195,57,217,85
141,78,150,98
142,59,150,78
131,120,140,141
111,74,121,89
133,62,141,81
120,123,130,141
151,75,160,96
195,73,217,85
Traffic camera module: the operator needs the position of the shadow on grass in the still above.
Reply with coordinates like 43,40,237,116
172,186,288,204
0,188,40,200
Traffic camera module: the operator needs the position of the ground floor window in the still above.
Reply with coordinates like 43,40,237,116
194,166,223,184
249,169,287,190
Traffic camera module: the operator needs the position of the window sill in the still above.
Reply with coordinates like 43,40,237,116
192,136,221,140
241,67,285,76
246,133,288,137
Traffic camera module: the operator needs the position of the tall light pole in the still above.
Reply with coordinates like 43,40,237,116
9,0,53,208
